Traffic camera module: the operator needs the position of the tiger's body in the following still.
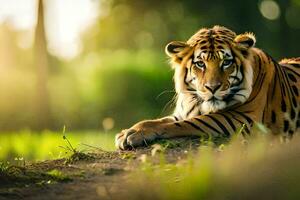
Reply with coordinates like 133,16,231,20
116,26,300,150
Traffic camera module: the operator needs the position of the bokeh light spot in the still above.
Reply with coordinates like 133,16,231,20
102,117,115,131
259,0,281,20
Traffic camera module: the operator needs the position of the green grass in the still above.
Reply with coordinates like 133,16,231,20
1,128,300,199
0,130,116,162
122,134,300,200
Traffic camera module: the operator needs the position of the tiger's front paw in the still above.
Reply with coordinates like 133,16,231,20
115,128,159,150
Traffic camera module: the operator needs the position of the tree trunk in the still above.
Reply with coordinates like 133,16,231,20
34,0,50,130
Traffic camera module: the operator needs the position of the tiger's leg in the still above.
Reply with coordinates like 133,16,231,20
115,111,253,150
115,116,177,149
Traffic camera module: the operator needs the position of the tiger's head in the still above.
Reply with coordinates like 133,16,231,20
166,26,256,114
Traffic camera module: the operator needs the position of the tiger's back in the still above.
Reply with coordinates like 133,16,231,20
263,57,300,137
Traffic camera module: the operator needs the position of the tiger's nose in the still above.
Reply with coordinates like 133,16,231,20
204,82,222,94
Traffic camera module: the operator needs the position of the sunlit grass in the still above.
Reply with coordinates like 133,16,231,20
122,134,300,200
0,130,116,161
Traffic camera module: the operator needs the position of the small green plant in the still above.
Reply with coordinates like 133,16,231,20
60,125,76,153
236,123,246,136
59,126,95,164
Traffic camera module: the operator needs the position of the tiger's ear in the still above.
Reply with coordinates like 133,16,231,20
165,41,190,57
234,33,256,49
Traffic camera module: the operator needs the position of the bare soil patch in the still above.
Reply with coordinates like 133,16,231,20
0,137,201,200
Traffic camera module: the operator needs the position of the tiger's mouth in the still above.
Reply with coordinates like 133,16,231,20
207,96,222,102
200,97,227,114
199,91,226,103
196,85,247,113
199,89,238,114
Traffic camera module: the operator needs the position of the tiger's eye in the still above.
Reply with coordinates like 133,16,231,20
195,61,206,70
222,59,233,69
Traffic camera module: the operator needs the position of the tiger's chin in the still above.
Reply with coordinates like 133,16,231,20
200,99,227,114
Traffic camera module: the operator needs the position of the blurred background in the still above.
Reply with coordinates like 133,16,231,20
0,0,299,160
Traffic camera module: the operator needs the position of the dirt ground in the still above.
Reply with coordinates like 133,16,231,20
0,137,201,200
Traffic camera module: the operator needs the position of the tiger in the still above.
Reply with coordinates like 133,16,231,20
115,25,300,150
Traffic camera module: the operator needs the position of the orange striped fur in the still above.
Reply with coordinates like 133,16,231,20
116,26,300,150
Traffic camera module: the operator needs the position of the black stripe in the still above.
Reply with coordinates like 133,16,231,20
267,55,273,64
292,96,297,107
281,99,287,112
187,88,197,92
206,115,230,137
229,75,240,82
256,73,266,91
285,67,300,77
271,71,278,99
227,112,251,134
283,120,289,132
275,64,285,97
174,122,181,127
194,117,222,134
174,116,179,121
281,82,286,97
271,111,276,123
231,65,244,87
291,109,296,120
254,55,261,76
292,85,299,96
183,120,204,132
243,73,266,105
291,63,300,68
186,104,197,118
280,64,297,110
232,111,253,125
288,73,297,82
183,67,189,85
188,96,197,103
216,113,236,132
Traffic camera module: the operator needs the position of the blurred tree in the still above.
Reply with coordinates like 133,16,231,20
34,0,51,130
83,0,300,58
75,0,300,130
1,0,300,131
278,0,291,54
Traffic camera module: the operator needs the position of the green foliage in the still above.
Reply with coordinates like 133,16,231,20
85,0,300,58
0,49,174,130
65,50,174,129
0,130,115,161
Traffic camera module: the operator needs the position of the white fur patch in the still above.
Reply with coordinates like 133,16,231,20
201,100,227,114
